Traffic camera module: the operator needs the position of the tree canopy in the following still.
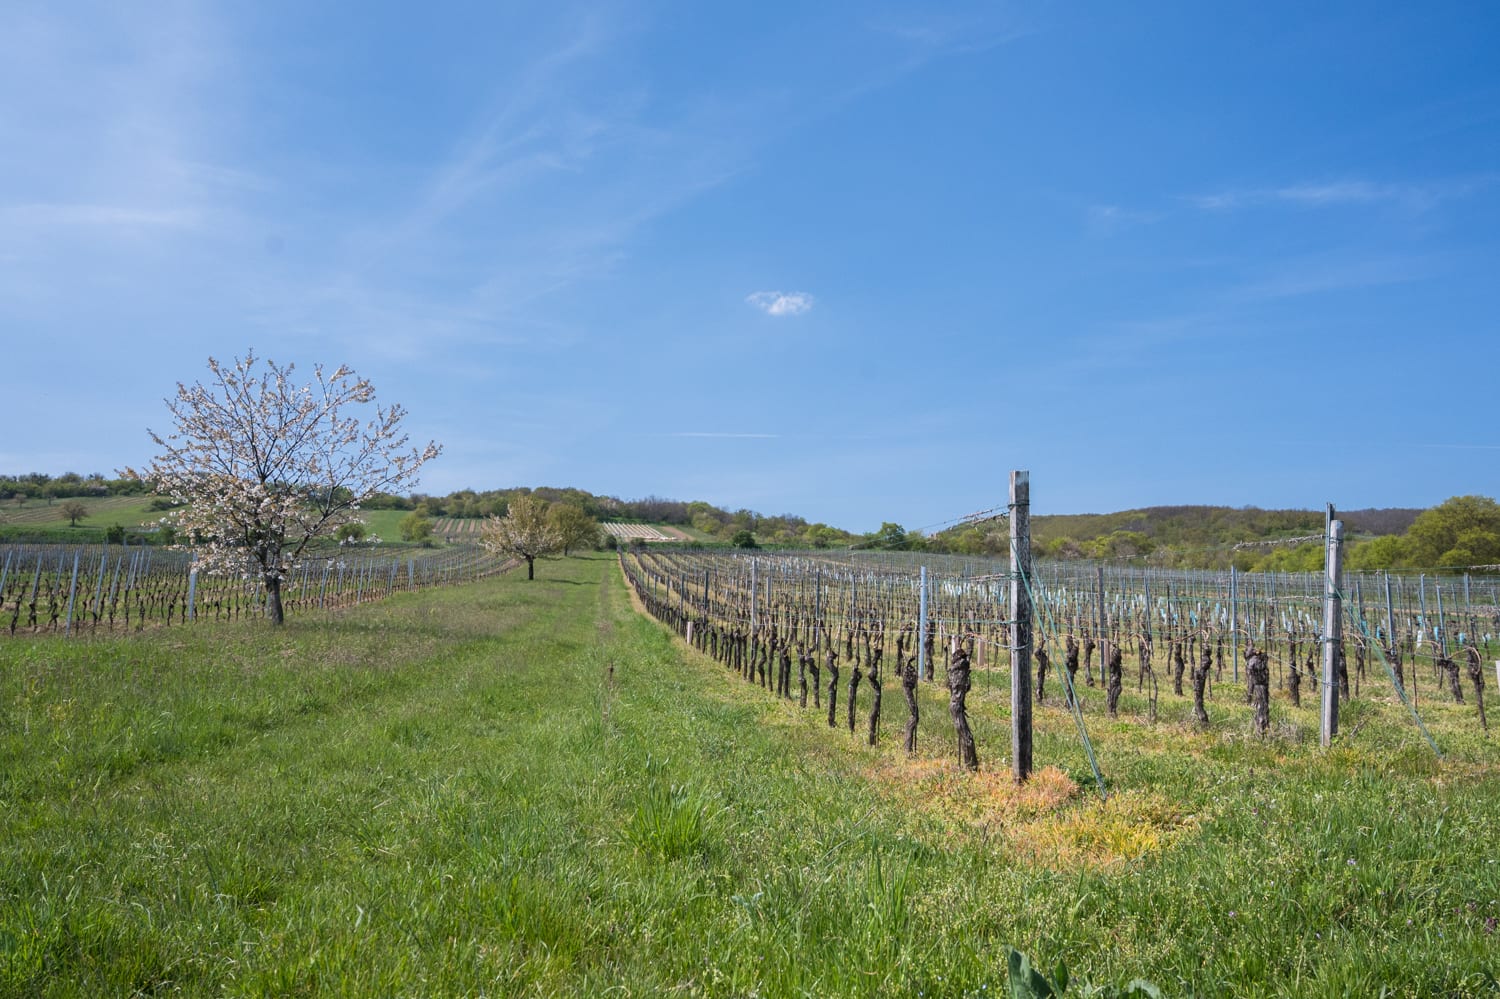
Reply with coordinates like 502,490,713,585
549,503,600,555
1404,495,1500,569
125,352,440,624
481,495,561,579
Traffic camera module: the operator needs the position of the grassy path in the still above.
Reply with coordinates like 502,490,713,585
2,553,1498,996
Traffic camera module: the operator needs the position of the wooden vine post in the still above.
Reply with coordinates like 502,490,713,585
1229,566,1238,683
1321,519,1344,748
1010,470,1033,783
918,566,929,681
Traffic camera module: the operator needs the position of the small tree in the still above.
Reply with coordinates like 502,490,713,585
399,510,434,544
61,501,89,527
125,352,440,625
731,529,758,549
549,503,600,555
336,521,368,544
480,495,560,580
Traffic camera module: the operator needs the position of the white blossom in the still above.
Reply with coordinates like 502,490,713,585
124,351,441,623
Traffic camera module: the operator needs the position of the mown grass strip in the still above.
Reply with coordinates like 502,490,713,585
2,553,1498,996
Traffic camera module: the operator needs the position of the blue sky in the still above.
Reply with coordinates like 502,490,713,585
3,2,1498,533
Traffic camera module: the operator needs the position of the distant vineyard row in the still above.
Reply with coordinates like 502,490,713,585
601,523,676,542
0,543,517,637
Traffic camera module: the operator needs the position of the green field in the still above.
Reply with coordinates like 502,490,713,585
355,508,419,542
2,554,1498,996
0,496,161,530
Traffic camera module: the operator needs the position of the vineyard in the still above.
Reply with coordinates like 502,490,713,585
0,495,159,527
0,542,517,636
601,522,677,543
431,517,485,539
622,542,1500,777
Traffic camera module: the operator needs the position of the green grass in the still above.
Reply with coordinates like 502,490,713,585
0,496,171,544
2,555,1498,996
355,508,415,541
0,500,451,547
0,496,161,528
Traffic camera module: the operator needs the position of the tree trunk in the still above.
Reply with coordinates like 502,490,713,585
526,556,535,580
265,573,285,625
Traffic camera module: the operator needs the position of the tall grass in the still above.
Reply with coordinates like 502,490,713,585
2,553,1497,996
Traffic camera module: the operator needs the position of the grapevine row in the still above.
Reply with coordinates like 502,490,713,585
0,543,517,637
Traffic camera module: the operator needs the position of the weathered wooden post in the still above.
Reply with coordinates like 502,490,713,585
1435,584,1448,659
1419,573,1428,648
1010,470,1033,783
750,557,758,636
63,551,80,636
918,566,929,681
1230,565,1239,682
812,567,821,648
1095,563,1106,687
1321,520,1345,748
187,558,198,621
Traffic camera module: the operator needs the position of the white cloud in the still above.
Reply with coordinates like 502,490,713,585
746,290,815,317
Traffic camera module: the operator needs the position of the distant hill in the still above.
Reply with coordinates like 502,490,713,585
926,503,1427,568
1031,505,1421,549
0,469,1432,561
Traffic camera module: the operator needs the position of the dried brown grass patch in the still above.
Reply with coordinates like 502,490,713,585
871,755,1200,870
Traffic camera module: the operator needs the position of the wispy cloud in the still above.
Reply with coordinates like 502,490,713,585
5,202,201,229
1229,253,1433,303
1086,203,1160,235
1187,176,1493,212
746,291,815,317
865,4,1040,55
669,432,781,439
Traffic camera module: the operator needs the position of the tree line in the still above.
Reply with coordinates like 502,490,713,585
8,471,1496,575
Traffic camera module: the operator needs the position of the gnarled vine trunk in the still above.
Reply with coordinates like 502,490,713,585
949,643,978,771
1248,648,1271,736
1467,647,1488,731
1191,639,1210,725
902,654,919,755
1106,644,1123,718
826,650,840,728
